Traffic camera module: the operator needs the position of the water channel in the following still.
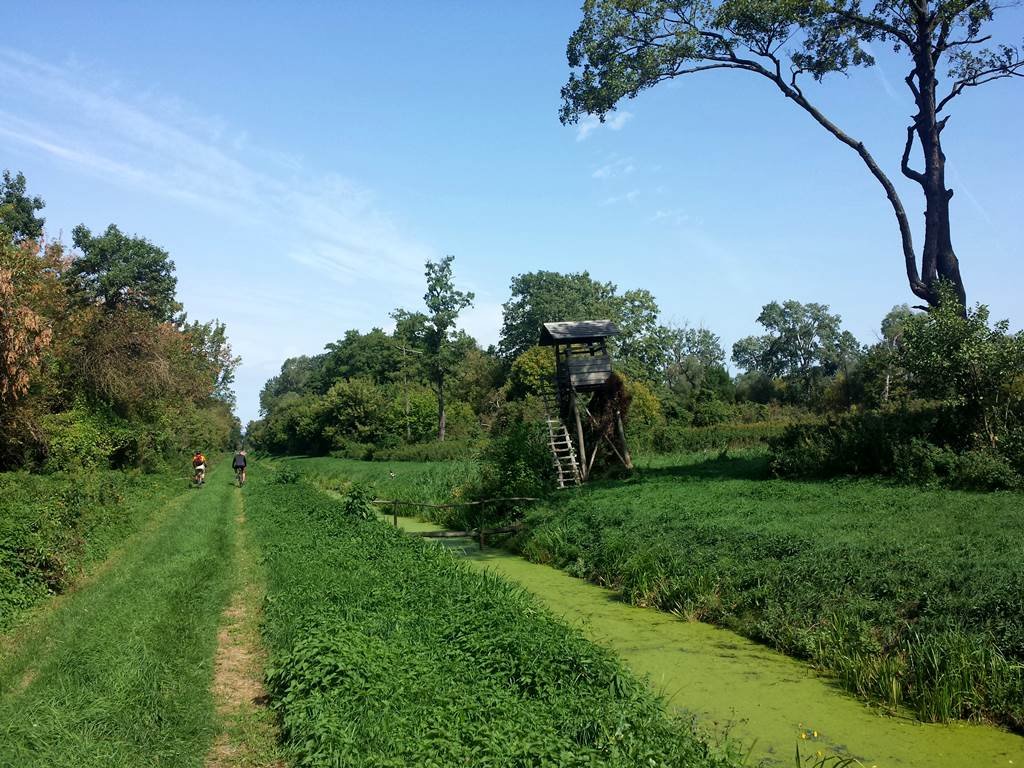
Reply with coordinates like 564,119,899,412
387,514,1024,768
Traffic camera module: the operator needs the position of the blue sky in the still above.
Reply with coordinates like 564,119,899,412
4,2,1022,425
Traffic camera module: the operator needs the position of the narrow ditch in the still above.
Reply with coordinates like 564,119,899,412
384,512,1024,768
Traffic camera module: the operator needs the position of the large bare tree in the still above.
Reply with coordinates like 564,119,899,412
561,1,1023,307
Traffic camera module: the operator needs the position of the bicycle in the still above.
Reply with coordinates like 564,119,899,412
234,465,245,487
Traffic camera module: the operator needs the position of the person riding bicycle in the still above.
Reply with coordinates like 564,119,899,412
192,451,207,485
232,449,247,485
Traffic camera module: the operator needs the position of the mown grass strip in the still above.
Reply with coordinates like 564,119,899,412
0,469,188,631
0,464,237,768
245,467,741,768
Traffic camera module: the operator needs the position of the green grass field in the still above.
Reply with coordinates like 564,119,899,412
289,452,1024,731
246,464,741,767
0,464,240,767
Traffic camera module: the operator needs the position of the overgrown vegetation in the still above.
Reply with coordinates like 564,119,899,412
513,451,1024,730
0,170,241,472
245,467,740,768
0,469,184,629
772,290,1024,489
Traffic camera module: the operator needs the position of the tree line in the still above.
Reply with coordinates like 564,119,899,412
0,171,241,472
253,253,1023,489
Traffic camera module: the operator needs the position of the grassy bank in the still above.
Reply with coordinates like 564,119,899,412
0,468,188,630
514,450,1024,730
0,464,237,767
245,466,740,767
281,455,477,525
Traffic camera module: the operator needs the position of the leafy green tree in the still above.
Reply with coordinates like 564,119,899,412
663,325,728,397
1,171,45,243
67,224,181,322
899,286,1024,448
499,270,671,381
394,255,475,441
499,270,619,359
509,345,557,399
450,346,504,416
259,356,322,415
185,319,241,407
318,328,402,389
866,304,916,405
321,378,390,446
614,288,671,381
732,300,861,402
561,1,1023,308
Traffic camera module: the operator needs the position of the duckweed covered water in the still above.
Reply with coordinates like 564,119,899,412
392,515,1024,768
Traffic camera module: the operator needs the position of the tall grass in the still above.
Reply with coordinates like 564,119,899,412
0,469,186,630
514,450,1024,730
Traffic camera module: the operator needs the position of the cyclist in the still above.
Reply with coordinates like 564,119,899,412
232,448,247,486
192,450,207,486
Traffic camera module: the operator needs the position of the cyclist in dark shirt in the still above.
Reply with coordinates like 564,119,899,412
232,449,247,486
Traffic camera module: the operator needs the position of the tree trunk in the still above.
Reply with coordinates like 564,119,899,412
912,34,966,308
437,377,446,442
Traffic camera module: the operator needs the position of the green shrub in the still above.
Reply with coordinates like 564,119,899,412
0,469,179,629
40,407,123,471
471,421,553,526
273,468,301,484
341,482,376,520
950,450,1021,491
771,408,1021,490
650,421,793,453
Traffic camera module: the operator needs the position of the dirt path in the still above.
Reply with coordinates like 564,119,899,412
205,488,283,768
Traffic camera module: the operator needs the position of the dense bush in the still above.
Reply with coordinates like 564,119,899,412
0,470,181,628
329,437,482,463
1,177,241,472
647,420,794,453
771,408,1022,490
246,473,739,768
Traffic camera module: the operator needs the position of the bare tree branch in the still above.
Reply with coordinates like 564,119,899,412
901,125,926,182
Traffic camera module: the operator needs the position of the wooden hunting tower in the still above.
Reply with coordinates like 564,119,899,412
538,320,633,487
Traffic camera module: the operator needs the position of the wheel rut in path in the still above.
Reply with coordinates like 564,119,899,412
206,488,283,768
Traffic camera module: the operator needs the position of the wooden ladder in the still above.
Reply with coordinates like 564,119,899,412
541,384,581,489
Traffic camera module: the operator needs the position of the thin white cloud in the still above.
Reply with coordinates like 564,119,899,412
860,42,900,101
591,157,636,179
651,208,690,225
575,110,634,141
600,189,641,206
0,47,435,287
0,47,446,424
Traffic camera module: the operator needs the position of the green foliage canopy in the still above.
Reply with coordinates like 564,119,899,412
732,300,861,403
68,224,181,322
0,170,45,243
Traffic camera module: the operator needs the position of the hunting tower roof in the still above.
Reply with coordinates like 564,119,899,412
539,320,619,346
